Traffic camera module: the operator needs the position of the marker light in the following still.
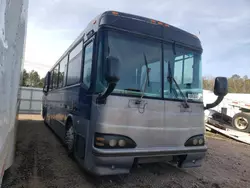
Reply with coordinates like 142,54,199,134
112,11,119,16
151,19,156,24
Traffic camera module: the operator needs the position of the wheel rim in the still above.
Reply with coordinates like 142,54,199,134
234,117,249,130
65,126,74,151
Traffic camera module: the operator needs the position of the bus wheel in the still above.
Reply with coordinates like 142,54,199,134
65,121,75,157
232,112,250,133
43,109,48,125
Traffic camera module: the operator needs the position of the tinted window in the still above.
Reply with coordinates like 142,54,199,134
67,41,83,86
50,70,53,90
58,56,68,88
53,65,59,89
163,44,202,101
107,31,161,97
174,55,194,85
83,41,94,88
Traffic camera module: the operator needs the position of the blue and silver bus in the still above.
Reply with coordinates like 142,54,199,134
42,11,227,175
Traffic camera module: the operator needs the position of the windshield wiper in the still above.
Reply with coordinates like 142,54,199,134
167,60,178,98
167,43,189,108
167,61,189,108
140,53,150,100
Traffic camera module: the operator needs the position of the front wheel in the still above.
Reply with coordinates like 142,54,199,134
65,121,75,157
232,112,250,133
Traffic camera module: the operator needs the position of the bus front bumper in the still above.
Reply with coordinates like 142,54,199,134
88,146,207,175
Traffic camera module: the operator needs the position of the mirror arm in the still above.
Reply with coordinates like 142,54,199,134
204,95,225,110
96,82,117,104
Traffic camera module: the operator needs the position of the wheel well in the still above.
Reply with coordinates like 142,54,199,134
42,106,46,118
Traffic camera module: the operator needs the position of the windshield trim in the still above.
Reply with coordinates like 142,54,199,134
95,28,203,103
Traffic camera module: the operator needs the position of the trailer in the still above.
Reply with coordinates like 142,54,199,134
0,0,29,186
205,122,250,145
228,100,250,132
204,102,250,145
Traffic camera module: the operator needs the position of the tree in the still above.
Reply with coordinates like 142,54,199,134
203,76,214,91
28,70,41,87
231,74,241,79
203,74,250,94
21,69,44,88
38,77,45,88
22,69,29,86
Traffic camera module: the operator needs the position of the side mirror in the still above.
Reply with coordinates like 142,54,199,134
105,56,120,83
43,72,51,94
204,76,228,110
96,56,120,104
214,77,228,96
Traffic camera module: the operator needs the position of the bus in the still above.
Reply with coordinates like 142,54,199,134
42,11,228,175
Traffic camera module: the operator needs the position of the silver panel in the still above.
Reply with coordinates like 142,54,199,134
91,95,204,149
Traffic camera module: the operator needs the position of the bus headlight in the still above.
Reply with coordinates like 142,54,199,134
94,133,137,149
185,135,205,147
109,139,117,147
118,139,126,147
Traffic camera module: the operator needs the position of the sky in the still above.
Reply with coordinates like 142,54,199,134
24,0,250,78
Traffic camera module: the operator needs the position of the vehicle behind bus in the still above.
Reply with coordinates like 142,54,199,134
42,11,228,175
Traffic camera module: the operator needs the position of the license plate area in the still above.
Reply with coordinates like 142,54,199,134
136,156,173,164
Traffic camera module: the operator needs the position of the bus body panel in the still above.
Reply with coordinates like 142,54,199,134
45,84,92,148
91,95,204,148
77,95,207,175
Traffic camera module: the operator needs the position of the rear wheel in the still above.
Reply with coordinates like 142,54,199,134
232,112,250,133
65,120,75,157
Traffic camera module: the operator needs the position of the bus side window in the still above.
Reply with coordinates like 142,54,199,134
53,65,59,89
83,41,94,88
67,41,83,86
58,55,68,88
44,73,48,89
50,69,53,90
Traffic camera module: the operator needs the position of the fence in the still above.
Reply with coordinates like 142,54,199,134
19,87,43,114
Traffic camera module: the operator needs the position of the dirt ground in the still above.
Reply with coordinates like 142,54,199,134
2,114,250,188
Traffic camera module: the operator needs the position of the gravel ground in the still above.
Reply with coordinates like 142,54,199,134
2,115,250,188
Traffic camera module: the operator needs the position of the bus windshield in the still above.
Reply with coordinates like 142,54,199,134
96,30,203,102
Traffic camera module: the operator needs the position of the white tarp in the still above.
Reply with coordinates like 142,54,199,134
0,0,28,185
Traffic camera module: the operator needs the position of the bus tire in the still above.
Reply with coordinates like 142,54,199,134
232,112,250,133
42,107,48,125
65,120,75,158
